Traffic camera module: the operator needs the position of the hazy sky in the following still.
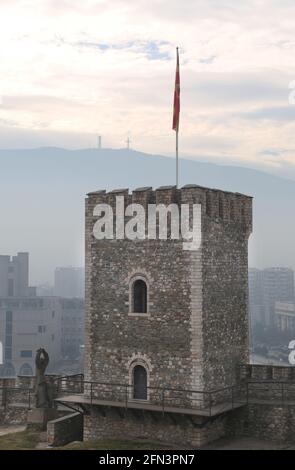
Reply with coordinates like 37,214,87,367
1,1,295,172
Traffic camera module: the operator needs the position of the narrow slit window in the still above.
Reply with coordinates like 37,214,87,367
133,279,147,313
206,192,211,216
219,196,224,219
230,200,235,221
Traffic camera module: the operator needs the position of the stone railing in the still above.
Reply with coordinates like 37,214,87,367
0,374,84,409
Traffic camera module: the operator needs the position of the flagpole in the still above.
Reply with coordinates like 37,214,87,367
176,127,179,188
176,46,179,188
173,46,180,188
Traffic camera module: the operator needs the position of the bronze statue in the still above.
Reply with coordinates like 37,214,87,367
35,348,52,408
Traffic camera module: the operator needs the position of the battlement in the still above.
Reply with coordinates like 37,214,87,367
86,184,252,232
240,363,295,381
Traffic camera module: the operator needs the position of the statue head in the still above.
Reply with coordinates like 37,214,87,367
35,348,49,372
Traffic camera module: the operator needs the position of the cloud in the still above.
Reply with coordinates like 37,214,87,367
260,148,285,157
199,55,217,64
239,106,295,121
72,39,172,61
1,1,295,170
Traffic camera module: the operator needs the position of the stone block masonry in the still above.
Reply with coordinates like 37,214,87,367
227,402,295,444
0,406,28,425
47,412,83,447
85,185,252,395
84,407,228,448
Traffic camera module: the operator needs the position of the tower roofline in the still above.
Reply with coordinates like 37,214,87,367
87,184,252,199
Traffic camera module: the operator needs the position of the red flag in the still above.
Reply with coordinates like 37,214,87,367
172,47,180,131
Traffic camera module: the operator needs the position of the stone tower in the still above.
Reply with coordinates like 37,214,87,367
84,184,252,398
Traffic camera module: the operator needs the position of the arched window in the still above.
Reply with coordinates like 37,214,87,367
19,363,33,376
1,362,15,377
133,365,147,400
132,279,147,313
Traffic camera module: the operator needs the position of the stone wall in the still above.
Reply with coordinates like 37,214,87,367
47,412,83,446
83,400,295,448
16,375,36,389
0,374,83,410
0,374,83,430
84,407,228,448
202,208,251,390
0,380,32,409
0,378,16,389
223,364,295,444
228,403,295,444
0,406,28,424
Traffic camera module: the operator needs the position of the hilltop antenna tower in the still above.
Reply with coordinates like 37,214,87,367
126,135,131,150
97,135,102,150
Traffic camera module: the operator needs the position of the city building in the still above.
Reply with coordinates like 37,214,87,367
61,298,84,359
249,268,266,325
249,267,294,326
36,283,54,297
0,296,62,377
54,267,84,299
0,296,85,377
0,253,85,377
0,252,36,298
275,301,295,331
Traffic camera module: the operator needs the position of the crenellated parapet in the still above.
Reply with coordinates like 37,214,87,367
86,184,252,237
240,363,295,381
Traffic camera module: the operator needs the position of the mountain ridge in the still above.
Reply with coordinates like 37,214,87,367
0,146,294,282
0,145,292,186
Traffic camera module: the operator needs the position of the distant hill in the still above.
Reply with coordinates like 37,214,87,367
0,147,294,282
